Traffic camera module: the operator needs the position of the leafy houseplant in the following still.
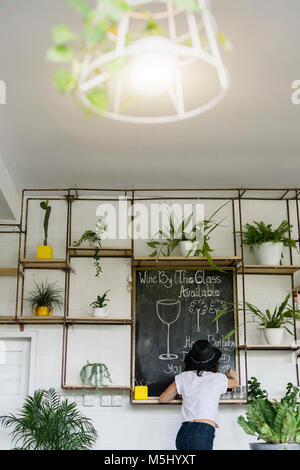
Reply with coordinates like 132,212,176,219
238,378,300,449
0,388,97,450
37,200,53,259
26,280,64,317
90,289,110,318
241,220,297,265
147,202,229,271
73,217,107,277
80,361,112,388
212,293,300,344
46,0,232,114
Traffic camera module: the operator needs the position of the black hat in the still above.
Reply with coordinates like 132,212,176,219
184,339,222,371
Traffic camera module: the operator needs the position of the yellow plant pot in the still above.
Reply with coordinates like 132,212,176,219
134,386,148,400
37,245,53,259
35,306,54,317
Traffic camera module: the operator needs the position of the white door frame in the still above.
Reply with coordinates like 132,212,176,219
0,330,37,394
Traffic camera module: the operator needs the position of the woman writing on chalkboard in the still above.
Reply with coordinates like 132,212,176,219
159,339,238,450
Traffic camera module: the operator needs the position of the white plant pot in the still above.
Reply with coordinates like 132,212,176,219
264,328,283,345
253,242,283,265
93,307,109,318
179,241,198,257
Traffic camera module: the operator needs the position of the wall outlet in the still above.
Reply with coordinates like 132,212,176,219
75,395,83,405
112,395,122,407
101,395,112,407
83,394,95,407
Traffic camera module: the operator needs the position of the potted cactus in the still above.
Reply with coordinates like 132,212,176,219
37,200,52,259
238,378,300,450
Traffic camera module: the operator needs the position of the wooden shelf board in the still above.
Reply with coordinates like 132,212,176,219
237,265,300,275
131,399,247,405
133,256,241,268
238,344,299,351
17,316,65,324
65,317,132,325
0,316,17,323
62,385,131,390
20,259,71,271
0,267,22,277
68,247,132,258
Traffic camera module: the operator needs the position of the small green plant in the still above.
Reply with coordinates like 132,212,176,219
80,361,112,388
238,378,300,444
73,230,100,247
147,202,229,271
40,200,51,246
90,289,110,308
73,217,107,277
0,388,97,450
25,280,64,310
241,220,297,255
212,293,300,339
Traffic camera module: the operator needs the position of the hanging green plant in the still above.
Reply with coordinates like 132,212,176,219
80,361,113,388
46,0,232,116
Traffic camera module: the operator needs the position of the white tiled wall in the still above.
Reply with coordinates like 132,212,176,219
0,196,299,450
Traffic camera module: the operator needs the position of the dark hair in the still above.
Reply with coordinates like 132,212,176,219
184,361,220,376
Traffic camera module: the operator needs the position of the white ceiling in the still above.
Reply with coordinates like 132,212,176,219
0,0,300,190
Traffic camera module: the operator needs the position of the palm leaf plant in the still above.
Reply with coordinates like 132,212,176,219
238,378,300,444
25,280,64,312
0,388,97,450
212,293,300,339
147,201,229,271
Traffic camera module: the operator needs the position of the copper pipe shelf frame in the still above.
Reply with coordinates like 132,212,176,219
1,188,298,399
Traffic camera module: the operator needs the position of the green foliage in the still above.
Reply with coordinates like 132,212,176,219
46,44,74,63
86,88,109,113
73,230,101,246
73,229,103,277
25,280,64,310
40,200,51,246
52,24,78,44
241,220,297,250
172,0,200,12
80,361,112,387
238,379,300,444
90,289,110,308
213,293,300,339
54,69,76,93
147,202,229,271
0,388,97,450
47,0,232,113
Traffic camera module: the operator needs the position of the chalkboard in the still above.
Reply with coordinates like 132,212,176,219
134,267,237,397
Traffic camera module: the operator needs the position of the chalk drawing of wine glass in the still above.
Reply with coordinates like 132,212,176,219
156,299,181,360
189,299,207,333
209,300,226,334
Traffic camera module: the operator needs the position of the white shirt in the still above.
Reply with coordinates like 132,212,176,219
175,371,228,425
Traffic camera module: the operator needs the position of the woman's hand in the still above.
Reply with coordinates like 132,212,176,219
226,368,236,379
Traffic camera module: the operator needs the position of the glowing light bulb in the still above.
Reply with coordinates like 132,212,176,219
130,37,177,95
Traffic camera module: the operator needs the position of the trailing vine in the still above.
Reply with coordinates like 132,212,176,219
80,361,113,388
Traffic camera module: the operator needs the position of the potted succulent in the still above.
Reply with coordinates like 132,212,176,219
37,200,52,259
147,202,229,271
25,280,64,317
80,361,112,387
241,220,297,265
0,388,97,450
213,293,300,344
89,290,110,318
238,378,300,450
